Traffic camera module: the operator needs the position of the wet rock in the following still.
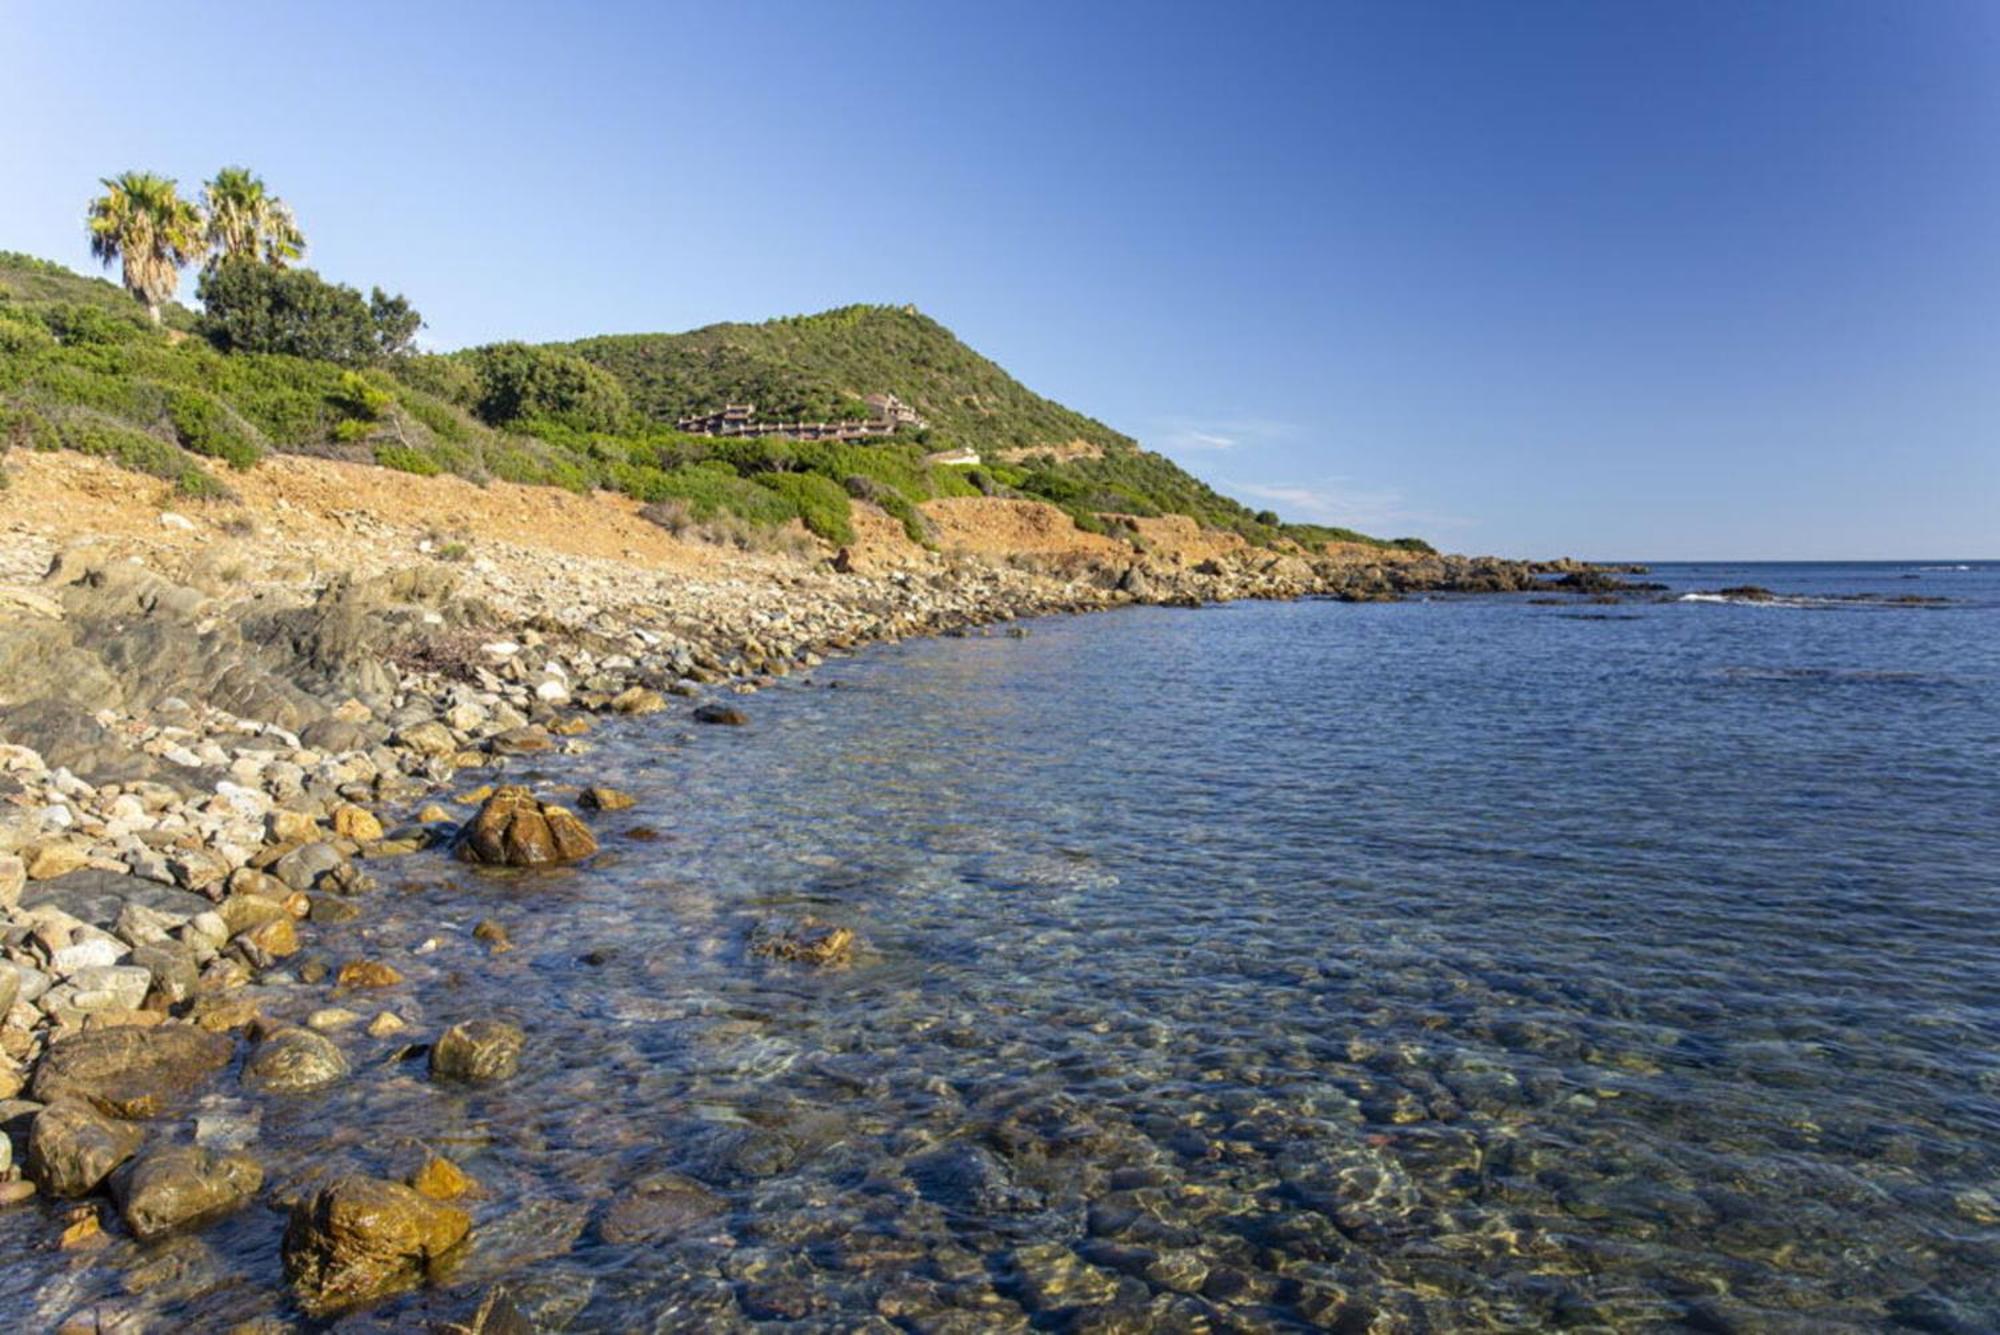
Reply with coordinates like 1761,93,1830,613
609,686,666,715
243,1027,350,1094
281,1175,471,1316
577,785,635,811
692,703,748,726
337,959,403,989
110,1144,262,1240
1011,1241,1120,1313
27,1100,143,1197
749,915,856,966
597,1171,724,1245
454,787,597,867
430,1019,525,1084
30,1024,235,1119
909,1142,1046,1215
410,1154,474,1201
472,919,513,952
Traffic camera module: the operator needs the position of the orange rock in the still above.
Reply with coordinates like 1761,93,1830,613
337,960,403,989
408,1154,473,1201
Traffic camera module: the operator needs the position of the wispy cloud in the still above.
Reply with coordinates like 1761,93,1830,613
1227,477,1474,533
1149,416,1300,453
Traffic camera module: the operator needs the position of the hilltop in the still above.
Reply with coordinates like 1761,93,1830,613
561,304,1133,456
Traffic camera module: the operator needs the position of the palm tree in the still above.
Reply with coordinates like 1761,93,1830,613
202,167,305,267
86,171,206,326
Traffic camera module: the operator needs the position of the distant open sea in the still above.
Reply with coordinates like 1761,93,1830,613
6,560,1995,1329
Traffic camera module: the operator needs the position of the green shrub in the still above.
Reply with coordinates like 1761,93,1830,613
0,399,59,452
58,412,189,478
166,386,262,470
374,443,442,476
392,353,480,408
176,464,231,499
757,471,854,545
333,370,393,420
459,342,629,433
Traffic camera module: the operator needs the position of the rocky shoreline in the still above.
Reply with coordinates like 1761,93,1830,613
0,467,1587,1326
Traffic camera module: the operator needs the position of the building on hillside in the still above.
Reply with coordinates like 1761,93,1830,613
676,393,927,442
864,393,925,428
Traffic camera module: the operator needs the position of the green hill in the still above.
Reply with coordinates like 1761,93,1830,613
559,304,1133,456
0,250,1425,551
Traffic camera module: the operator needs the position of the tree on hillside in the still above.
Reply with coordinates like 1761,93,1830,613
85,172,205,326
202,167,306,267
197,258,423,365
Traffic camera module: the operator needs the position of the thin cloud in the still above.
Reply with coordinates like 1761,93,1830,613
1229,477,1473,533
1150,416,1300,453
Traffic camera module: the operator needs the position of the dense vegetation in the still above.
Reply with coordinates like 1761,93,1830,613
559,305,1133,454
1,213,1430,552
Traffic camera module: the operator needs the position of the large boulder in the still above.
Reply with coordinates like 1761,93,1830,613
111,1144,263,1239
282,1175,471,1316
30,1024,235,1119
19,869,213,933
27,1100,143,1197
243,1027,350,1095
454,787,596,867
429,1019,525,1084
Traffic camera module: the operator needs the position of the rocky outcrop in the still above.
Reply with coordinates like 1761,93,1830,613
110,1144,262,1239
454,787,597,867
282,1175,472,1316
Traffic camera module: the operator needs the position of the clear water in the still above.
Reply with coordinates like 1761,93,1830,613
5,561,1998,1331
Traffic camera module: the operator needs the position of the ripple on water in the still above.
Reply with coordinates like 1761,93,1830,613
6,579,2000,1328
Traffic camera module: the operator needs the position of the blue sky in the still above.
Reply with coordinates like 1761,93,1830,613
4,1,1995,559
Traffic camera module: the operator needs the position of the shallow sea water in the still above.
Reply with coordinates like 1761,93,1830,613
3,561,1997,1331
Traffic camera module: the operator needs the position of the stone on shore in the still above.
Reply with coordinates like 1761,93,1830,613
30,1025,235,1119
282,1175,471,1316
243,1027,350,1095
27,1100,143,1197
454,787,596,867
610,686,666,715
430,1019,525,1084
110,1144,262,1240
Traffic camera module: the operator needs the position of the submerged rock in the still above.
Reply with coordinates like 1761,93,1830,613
27,1100,143,1197
243,1027,350,1095
282,1175,471,1316
110,1144,262,1240
597,1171,724,1245
30,1024,235,1119
429,1019,525,1084
749,916,856,966
692,703,748,726
454,786,597,867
